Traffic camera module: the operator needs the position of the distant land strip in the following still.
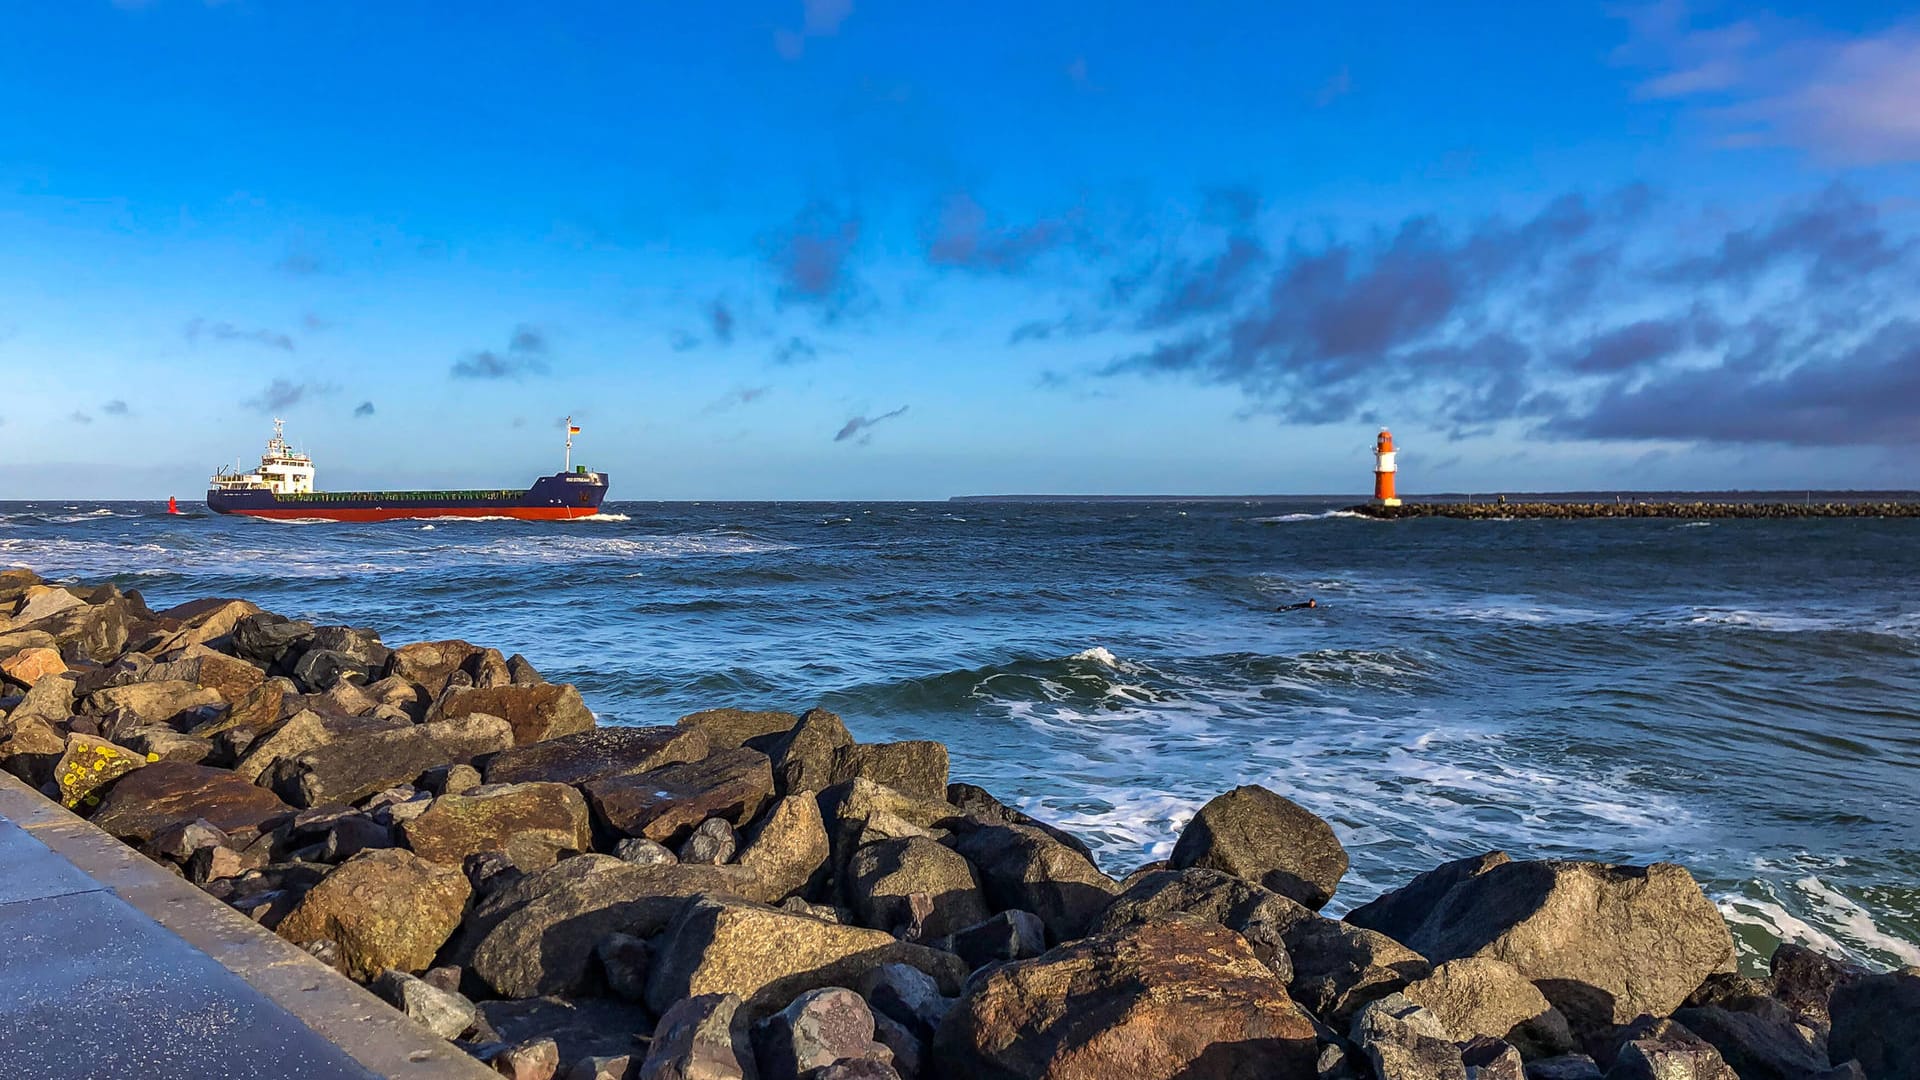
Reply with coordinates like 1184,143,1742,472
1351,501,1920,519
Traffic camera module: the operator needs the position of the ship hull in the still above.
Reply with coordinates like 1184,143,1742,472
206,472,609,522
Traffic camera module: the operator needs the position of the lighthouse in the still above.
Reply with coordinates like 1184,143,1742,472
1372,428,1400,506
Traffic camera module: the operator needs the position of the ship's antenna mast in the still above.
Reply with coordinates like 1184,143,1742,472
564,415,573,473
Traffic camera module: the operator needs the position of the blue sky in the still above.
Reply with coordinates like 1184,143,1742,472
1,1,1916,499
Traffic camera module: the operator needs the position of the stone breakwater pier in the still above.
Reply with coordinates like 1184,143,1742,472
1352,500,1920,520
1,566,1915,1080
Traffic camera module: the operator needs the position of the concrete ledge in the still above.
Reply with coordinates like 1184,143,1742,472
0,770,496,1080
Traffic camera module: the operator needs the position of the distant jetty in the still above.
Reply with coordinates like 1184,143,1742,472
1351,500,1920,519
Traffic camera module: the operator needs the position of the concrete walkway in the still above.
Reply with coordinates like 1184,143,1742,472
0,772,494,1079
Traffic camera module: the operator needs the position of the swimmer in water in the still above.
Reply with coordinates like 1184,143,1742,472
1277,599,1318,611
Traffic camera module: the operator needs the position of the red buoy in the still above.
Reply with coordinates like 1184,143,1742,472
167,496,180,515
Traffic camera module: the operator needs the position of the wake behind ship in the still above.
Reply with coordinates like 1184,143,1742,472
206,418,608,521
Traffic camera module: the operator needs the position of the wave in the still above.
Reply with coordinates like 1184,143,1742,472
1252,510,1371,524
1720,872,1920,969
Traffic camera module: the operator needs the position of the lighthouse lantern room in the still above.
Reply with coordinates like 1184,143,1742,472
1372,428,1401,507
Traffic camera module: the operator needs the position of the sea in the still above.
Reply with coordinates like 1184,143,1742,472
4,497,1917,974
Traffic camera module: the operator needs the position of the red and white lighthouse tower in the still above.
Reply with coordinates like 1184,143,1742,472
1372,428,1400,506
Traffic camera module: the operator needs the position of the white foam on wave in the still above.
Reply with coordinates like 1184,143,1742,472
1678,521,1713,528
1681,607,1839,633
1069,646,1121,667
575,512,631,522
1720,874,1920,968
1252,510,1371,524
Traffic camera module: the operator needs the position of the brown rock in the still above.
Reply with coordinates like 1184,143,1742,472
1091,866,1301,983
270,712,517,808
232,708,410,784
946,783,1100,867
21,596,131,662
429,683,595,746
767,708,853,795
1169,784,1349,910
932,915,1321,1080
53,734,151,809
677,707,799,751
949,822,1118,944
85,680,224,727
0,646,66,687
483,725,710,787
1345,856,1737,1033
584,747,774,846
148,647,264,705
1402,956,1577,1058
386,639,486,697
733,793,831,904
0,712,67,786
463,855,758,999
1601,1017,1737,1080
148,598,260,654
116,726,214,764
399,781,591,868
645,897,970,1017
847,835,990,939
830,742,948,801
491,1036,561,1080
1829,966,1920,1080
189,678,288,739
90,761,293,844
275,848,471,980
640,993,753,1080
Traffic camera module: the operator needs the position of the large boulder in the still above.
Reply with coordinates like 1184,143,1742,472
462,855,757,999
1349,992,1467,1080
269,713,517,808
89,761,292,844
11,584,82,625
932,915,1322,1080
148,598,260,655
1168,785,1348,910
948,822,1118,944
1829,967,1920,1080
1283,909,1433,1028
733,793,831,904
640,993,754,1080
230,612,316,673
0,646,66,688
232,708,409,784
189,678,287,740
1769,943,1866,1035
848,835,992,940
584,748,774,846
678,707,800,751
831,741,948,801
1600,1017,1737,1080
148,648,264,706
275,848,471,980
386,639,486,697
753,987,889,1080
397,781,591,869
1092,866,1301,982
945,783,1099,866
0,712,66,786
646,897,970,1017
767,708,854,795
1670,1001,1838,1079
84,680,224,727
428,683,595,746
1344,853,1736,1031
19,596,131,662
51,733,150,809
482,724,709,787
1401,957,1576,1059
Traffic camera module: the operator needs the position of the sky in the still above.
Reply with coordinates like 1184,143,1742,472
1,1,1917,499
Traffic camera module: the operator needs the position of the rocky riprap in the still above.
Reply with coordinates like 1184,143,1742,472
1,565,1913,1080
1352,501,1920,520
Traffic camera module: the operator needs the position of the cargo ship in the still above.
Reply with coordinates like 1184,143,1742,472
206,418,609,521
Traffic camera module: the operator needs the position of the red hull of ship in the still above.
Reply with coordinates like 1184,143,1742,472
220,505,603,522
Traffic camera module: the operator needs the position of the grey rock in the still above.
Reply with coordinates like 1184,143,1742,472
936,910,1046,971
477,997,652,1069
596,931,653,1002
944,782,1097,865
1463,1037,1526,1080
1169,784,1348,910
615,837,678,866
1829,966,1920,1080
679,817,737,865
854,963,951,1040
1349,992,1466,1080
752,987,877,1080
847,836,989,940
1600,1017,1736,1080
947,822,1117,944
373,968,477,1041
868,1011,922,1080
639,993,752,1080
1525,1055,1604,1080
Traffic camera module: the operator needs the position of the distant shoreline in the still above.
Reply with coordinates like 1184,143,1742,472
952,490,1920,505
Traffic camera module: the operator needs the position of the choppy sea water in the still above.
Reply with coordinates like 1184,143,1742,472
5,498,1918,973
